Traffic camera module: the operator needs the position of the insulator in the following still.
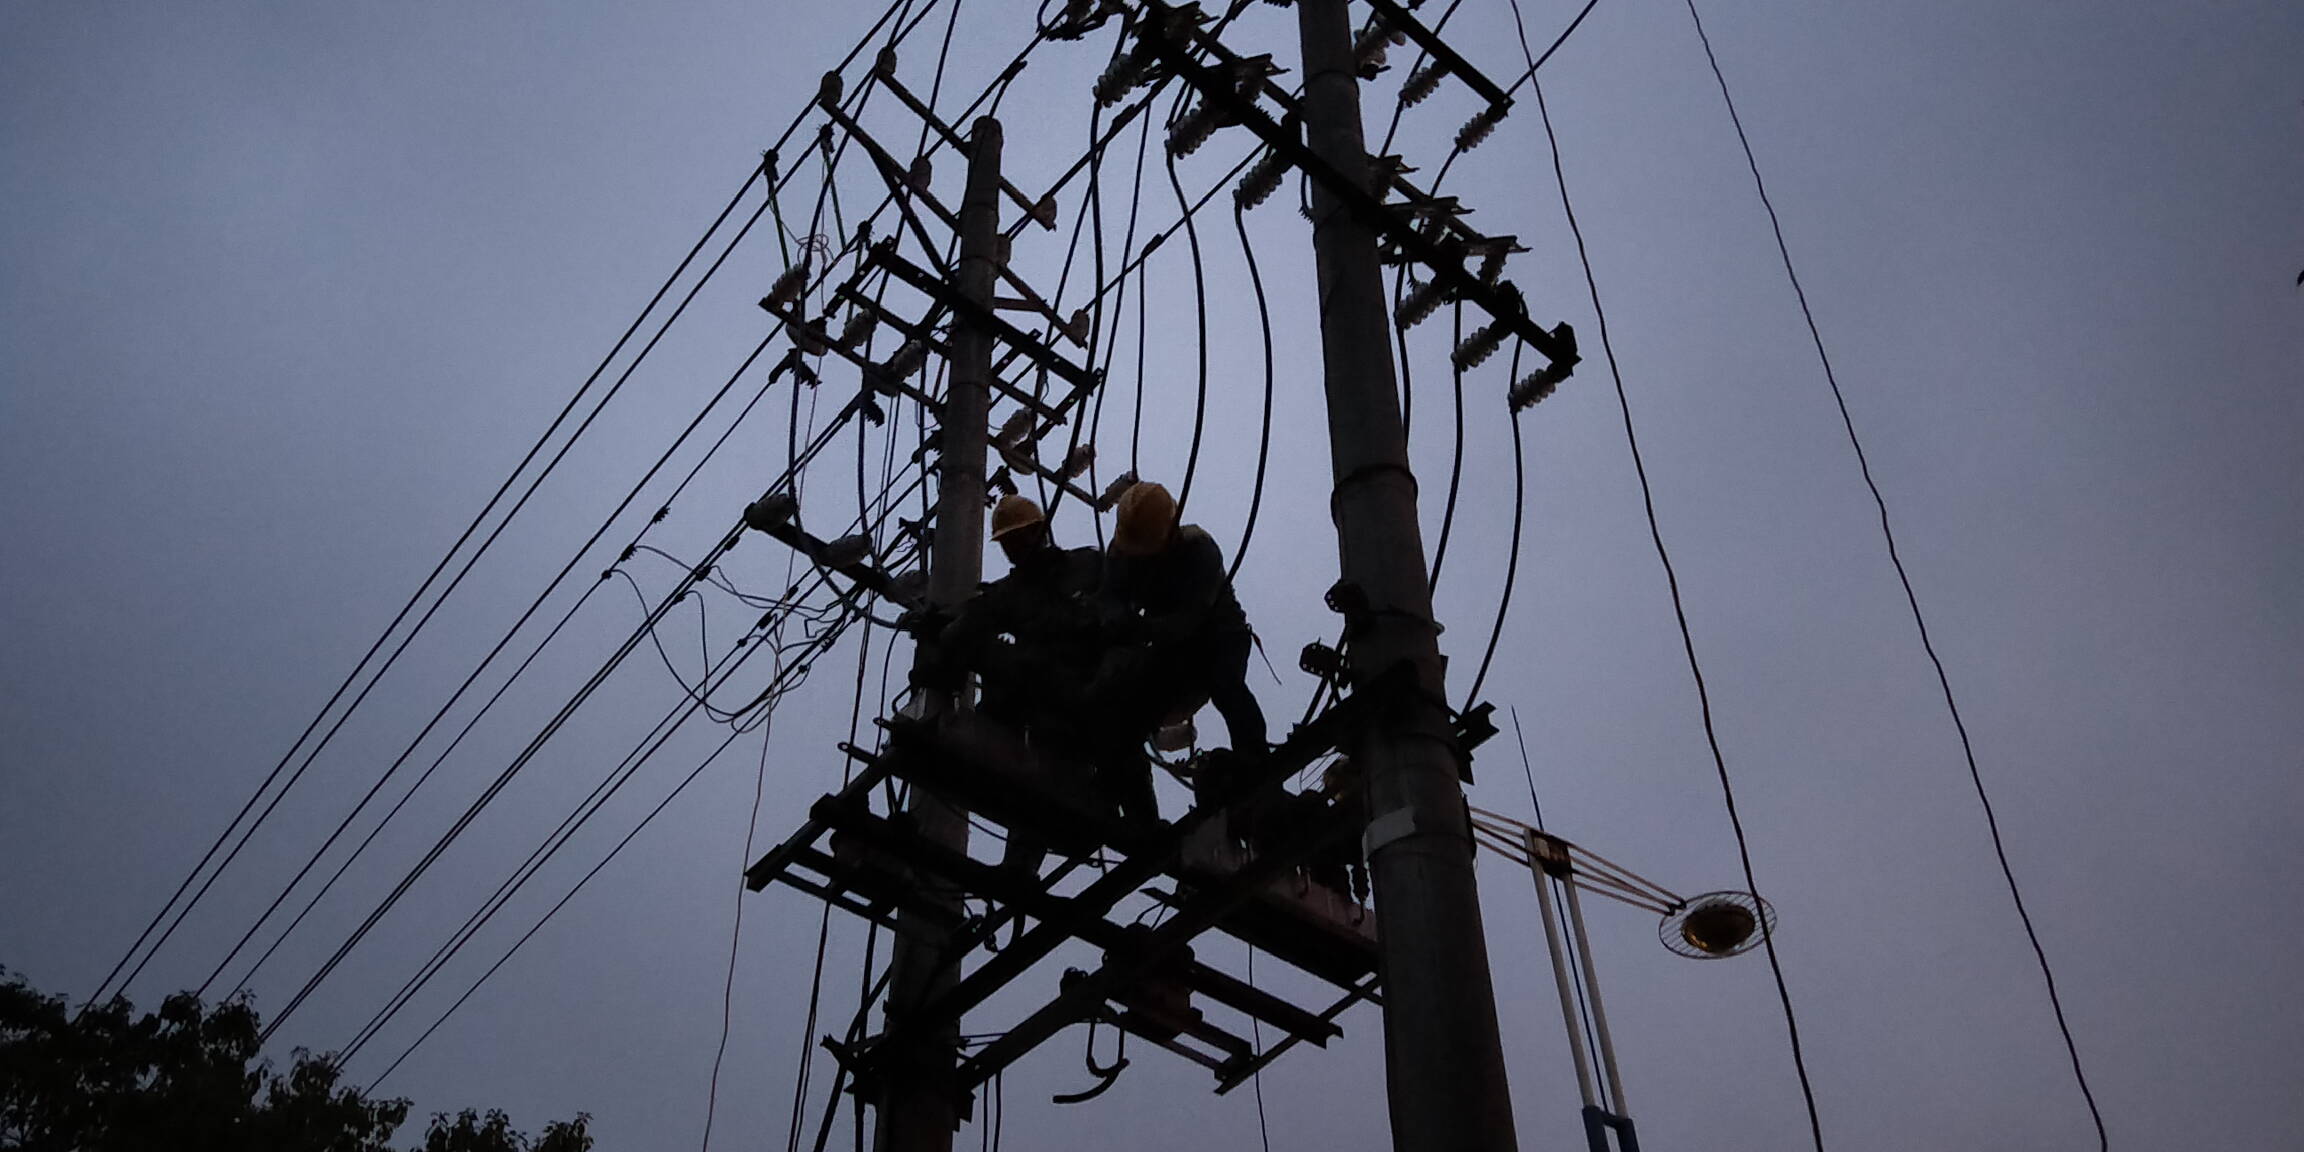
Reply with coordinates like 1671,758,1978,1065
882,339,927,381
796,318,831,358
1166,105,1221,158
873,46,899,79
818,70,844,108
1478,247,1508,284
743,491,798,533
987,469,1018,498
1355,43,1389,79
1032,194,1061,230
1451,321,1506,370
1097,469,1139,510
1508,366,1563,411
907,155,933,194
759,148,780,185
820,533,873,568
839,311,878,350
1094,54,1148,106
1062,307,1093,348
759,262,809,313
1401,61,1447,107
1396,278,1445,330
1353,20,1393,65
994,408,1034,448
996,440,1034,476
1235,151,1288,210
1454,104,1507,153
1060,444,1095,480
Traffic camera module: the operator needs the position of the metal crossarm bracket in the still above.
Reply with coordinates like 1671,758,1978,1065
872,245,1103,401
742,516,923,612
1135,0,1577,369
855,680,1388,1083
872,53,1058,230
954,786,1366,1091
1360,0,1514,107
758,299,945,414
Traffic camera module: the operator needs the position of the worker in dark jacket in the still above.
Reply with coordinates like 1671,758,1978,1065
1097,481,1267,757
938,494,1107,870
939,494,1103,729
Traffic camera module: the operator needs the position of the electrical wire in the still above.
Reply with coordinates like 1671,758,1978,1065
361,618,858,1092
97,162,767,1010
1462,339,1525,707
699,720,776,1152
336,472,922,1067
1425,302,1469,592
1224,199,1276,580
98,0,944,1011
1675,2,2105,1144
1520,47,1827,1149
354,602,863,1084
1161,88,1215,517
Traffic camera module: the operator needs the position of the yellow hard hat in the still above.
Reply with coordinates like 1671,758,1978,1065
989,494,1046,542
1110,481,1177,555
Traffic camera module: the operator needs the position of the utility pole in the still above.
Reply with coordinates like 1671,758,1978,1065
872,115,1003,1152
1293,3,1521,1149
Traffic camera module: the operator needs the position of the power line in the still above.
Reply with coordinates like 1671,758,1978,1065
1224,199,1276,581
700,720,777,1152
361,616,859,1093
95,0,951,1012
1462,339,1526,708
1674,2,2106,1145
88,161,765,1011
335,480,925,1066
1521,55,1828,1151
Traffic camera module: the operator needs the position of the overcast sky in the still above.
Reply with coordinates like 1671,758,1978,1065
5,1,2301,1149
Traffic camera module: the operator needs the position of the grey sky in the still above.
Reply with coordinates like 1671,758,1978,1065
4,1,2301,1150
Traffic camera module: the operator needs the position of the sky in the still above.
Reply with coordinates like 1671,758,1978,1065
4,1,2302,1150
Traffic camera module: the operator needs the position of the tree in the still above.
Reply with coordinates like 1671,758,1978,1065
0,968,589,1152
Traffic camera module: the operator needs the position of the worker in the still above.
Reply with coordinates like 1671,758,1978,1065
1096,481,1268,758
933,494,1109,869
936,494,1102,722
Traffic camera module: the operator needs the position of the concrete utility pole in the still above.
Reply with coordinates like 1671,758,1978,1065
872,115,1003,1152
1292,2,1521,1149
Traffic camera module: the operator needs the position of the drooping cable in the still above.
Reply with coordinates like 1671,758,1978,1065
1425,302,1469,592
699,721,776,1152
361,618,858,1092
277,411,877,1045
1521,50,1827,1149
1676,2,2104,1144
1462,339,1526,707
1161,89,1215,516
1224,200,1276,581
334,467,920,1067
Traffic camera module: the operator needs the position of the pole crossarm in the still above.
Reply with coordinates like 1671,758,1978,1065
872,245,1103,402
871,50,1060,231
1360,0,1514,108
952,796,1364,1090
1132,0,1578,370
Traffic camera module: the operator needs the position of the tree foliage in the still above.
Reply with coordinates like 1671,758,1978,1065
0,968,589,1152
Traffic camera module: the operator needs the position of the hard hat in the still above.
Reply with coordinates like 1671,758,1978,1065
1110,481,1177,555
988,494,1047,542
